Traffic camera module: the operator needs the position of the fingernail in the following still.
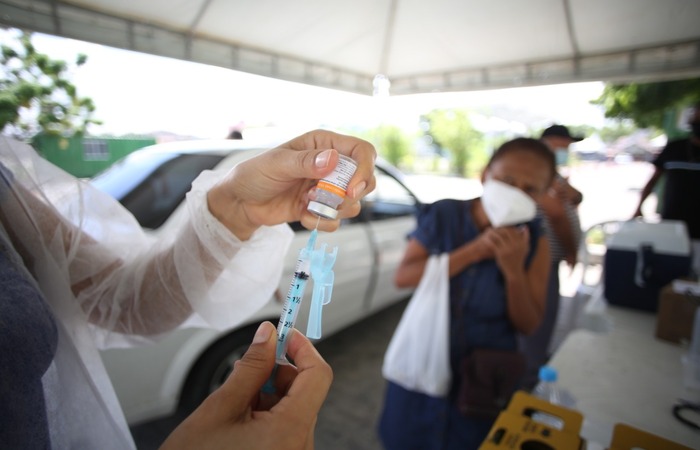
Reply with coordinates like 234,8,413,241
352,181,367,198
252,322,273,344
315,149,333,168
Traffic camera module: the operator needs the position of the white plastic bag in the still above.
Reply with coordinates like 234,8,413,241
382,253,451,397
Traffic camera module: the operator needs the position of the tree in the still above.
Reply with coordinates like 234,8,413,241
592,78,700,129
0,29,99,139
421,109,483,177
367,125,411,169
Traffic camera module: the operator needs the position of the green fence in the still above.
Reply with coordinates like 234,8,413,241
32,135,156,178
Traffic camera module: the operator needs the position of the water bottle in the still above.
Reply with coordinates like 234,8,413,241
532,366,577,429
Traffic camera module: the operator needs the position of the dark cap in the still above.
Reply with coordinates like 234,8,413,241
541,124,584,142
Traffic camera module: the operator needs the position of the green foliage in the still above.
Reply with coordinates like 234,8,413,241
421,109,484,176
367,125,412,168
592,78,700,129
0,29,98,139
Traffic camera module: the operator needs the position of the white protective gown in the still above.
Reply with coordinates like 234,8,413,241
0,136,293,449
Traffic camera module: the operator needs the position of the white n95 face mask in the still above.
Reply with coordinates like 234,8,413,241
480,178,537,227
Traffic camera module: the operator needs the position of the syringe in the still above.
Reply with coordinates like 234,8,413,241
261,219,337,395
273,228,318,365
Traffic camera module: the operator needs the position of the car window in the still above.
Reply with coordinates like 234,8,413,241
120,154,225,229
362,168,419,221
91,151,179,200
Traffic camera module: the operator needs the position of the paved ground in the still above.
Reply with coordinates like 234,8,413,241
130,299,408,450
312,300,407,450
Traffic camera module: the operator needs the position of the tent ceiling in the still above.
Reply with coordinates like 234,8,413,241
2,0,700,95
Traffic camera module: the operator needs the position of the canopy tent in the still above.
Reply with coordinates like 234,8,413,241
1,0,700,95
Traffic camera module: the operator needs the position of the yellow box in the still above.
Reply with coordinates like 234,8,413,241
479,391,584,450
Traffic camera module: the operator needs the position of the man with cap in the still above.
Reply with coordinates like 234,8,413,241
539,124,584,264
519,124,584,390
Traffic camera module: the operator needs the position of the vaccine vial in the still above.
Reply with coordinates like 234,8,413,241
307,155,358,220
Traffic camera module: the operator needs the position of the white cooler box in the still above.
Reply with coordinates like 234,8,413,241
604,220,692,312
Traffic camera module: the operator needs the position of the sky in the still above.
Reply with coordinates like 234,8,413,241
1,29,609,140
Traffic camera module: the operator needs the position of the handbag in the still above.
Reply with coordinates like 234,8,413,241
457,348,526,420
381,253,451,397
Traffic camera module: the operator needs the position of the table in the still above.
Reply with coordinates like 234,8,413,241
548,306,700,449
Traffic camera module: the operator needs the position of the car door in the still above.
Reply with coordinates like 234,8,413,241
360,165,420,312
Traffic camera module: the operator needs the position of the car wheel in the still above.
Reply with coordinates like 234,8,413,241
178,322,268,414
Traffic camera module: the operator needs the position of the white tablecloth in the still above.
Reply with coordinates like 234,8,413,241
548,306,700,449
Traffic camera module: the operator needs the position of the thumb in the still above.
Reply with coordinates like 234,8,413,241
294,148,340,180
218,321,277,414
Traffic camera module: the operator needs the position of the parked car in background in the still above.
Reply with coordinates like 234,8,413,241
91,138,421,425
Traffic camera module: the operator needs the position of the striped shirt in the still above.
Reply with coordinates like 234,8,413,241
539,175,582,264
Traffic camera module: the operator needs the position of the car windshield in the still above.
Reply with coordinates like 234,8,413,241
91,151,225,229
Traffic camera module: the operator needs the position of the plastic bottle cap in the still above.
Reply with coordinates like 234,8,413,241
538,366,558,382
308,201,338,220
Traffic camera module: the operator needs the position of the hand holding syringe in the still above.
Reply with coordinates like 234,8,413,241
263,155,354,391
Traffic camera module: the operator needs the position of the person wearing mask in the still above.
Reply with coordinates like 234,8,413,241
518,124,583,390
634,104,700,271
378,138,554,450
0,130,376,449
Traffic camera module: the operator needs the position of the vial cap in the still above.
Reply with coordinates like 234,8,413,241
538,366,558,382
308,201,338,220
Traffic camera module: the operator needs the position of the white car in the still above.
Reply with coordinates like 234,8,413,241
91,138,420,425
